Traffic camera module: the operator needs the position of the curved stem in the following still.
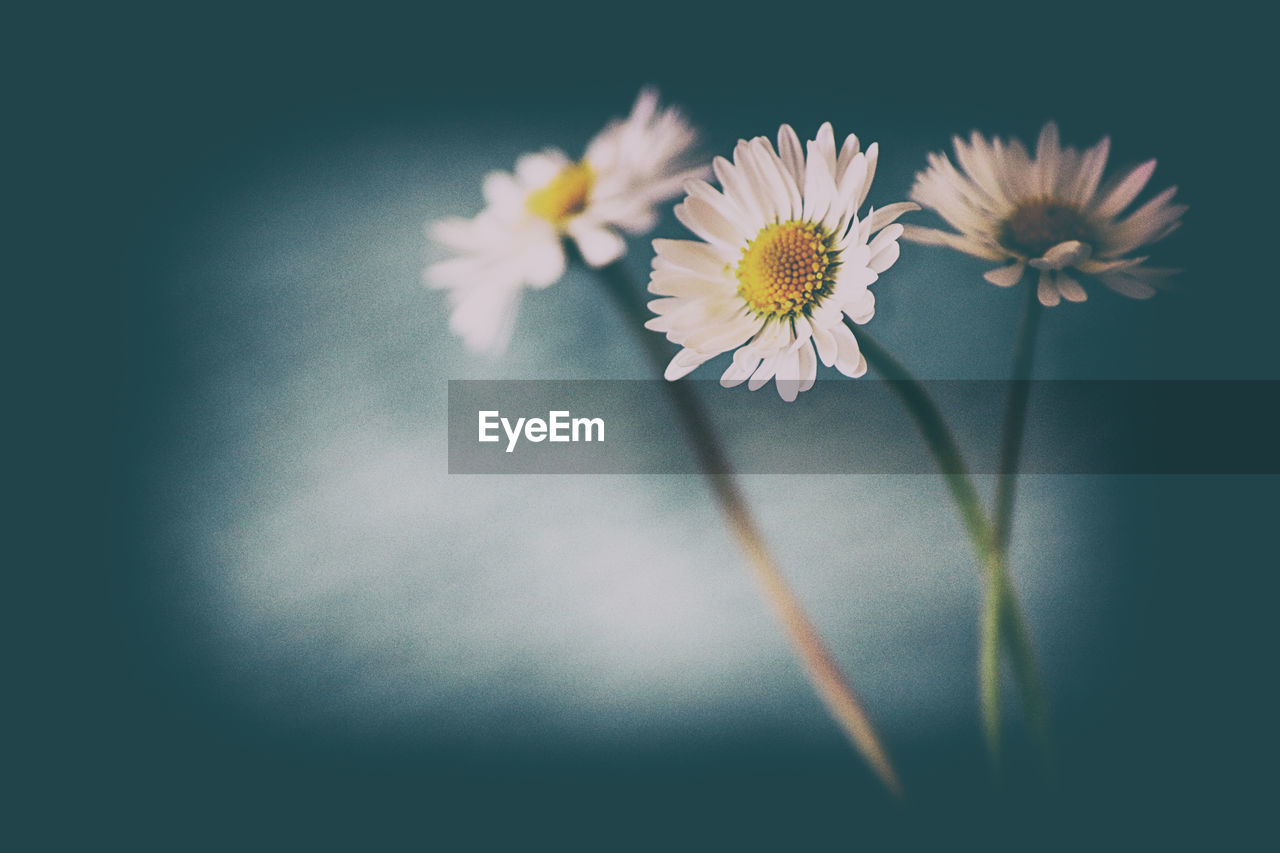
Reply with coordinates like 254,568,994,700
855,327,1051,774
594,257,903,799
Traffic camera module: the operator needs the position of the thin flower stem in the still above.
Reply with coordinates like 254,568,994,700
994,279,1043,553
992,283,1055,773
592,255,903,799
854,327,1050,775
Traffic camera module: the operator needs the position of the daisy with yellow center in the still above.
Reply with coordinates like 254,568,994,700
425,89,707,354
645,123,917,401
902,122,1186,306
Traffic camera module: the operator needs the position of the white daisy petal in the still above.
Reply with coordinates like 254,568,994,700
1056,271,1088,302
1093,159,1157,219
569,224,627,267
746,137,801,223
1037,270,1061,307
843,288,876,325
830,323,866,377
774,347,802,401
676,196,744,251
867,202,920,234
684,177,755,234
777,124,806,190
1070,136,1110,207
811,321,838,367
449,280,524,354
428,216,490,253
721,350,760,388
1078,256,1147,275
836,132,861,181
664,348,714,381
813,122,838,175
649,271,730,298
681,310,759,353
868,239,900,274
1028,239,1091,271
831,151,868,232
856,141,879,209
482,171,526,211
983,262,1027,288
788,316,813,351
1035,121,1062,197
734,139,779,222
802,142,837,224
713,155,766,227
515,149,569,187
1105,188,1187,255
653,238,733,278
524,237,568,287
797,342,818,393
747,353,781,391
749,317,789,353
867,223,904,257
1098,273,1157,299
901,225,1006,260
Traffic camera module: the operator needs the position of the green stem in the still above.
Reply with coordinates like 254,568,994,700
992,282,1055,774
857,327,1051,777
994,279,1043,553
594,256,903,799
854,329,1005,768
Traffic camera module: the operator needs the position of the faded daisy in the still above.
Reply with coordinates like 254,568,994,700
645,124,915,401
903,122,1186,306
425,88,706,354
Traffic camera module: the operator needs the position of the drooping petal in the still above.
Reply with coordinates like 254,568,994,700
983,262,1026,287
1056,271,1088,302
831,323,866,378
569,224,627,267
1037,270,1061,307
1029,240,1092,271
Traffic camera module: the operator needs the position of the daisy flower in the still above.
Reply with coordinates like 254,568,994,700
425,88,706,354
645,123,916,401
902,122,1186,306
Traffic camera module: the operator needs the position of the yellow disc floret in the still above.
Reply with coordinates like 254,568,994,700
736,221,839,319
526,161,596,227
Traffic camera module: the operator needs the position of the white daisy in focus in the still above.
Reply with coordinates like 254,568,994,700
425,88,706,354
902,122,1186,306
645,123,916,401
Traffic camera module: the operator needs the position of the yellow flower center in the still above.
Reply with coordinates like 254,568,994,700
736,221,839,319
526,162,595,226
1000,197,1093,257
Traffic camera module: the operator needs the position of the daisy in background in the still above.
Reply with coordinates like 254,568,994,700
646,123,916,401
902,122,1186,306
425,88,707,354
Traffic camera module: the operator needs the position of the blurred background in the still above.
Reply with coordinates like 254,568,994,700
24,1,1277,847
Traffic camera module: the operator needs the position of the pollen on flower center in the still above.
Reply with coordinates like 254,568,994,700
526,162,595,226
736,221,839,318
999,197,1093,257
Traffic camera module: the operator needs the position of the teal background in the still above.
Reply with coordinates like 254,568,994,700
21,1,1277,848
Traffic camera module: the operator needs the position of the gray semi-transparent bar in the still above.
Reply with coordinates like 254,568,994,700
447,380,1279,475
